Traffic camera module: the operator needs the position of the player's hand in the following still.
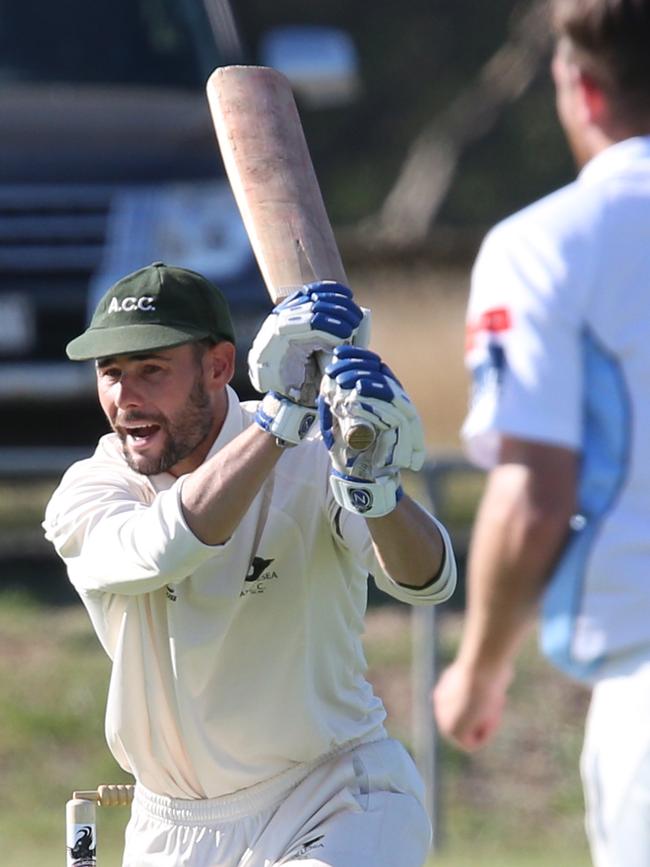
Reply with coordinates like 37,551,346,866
250,281,368,447
318,346,425,516
432,660,513,752
249,281,366,406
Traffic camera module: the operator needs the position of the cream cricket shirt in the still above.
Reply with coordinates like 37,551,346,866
44,386,455,799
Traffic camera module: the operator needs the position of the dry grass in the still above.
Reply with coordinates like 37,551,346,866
348,262,470,450
363,606,592,865
0,597,591,866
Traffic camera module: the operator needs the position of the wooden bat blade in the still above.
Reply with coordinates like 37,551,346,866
206,64,346,301
206,64,374,453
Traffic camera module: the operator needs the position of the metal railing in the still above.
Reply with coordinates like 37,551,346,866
410,454,483,851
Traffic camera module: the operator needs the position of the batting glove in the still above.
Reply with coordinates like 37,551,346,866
319,346,426,516
250,281,368,446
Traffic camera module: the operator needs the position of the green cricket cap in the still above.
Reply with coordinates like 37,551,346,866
66,262,236,361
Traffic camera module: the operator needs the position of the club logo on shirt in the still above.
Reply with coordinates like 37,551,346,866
465,304,511,416
166,584,178,602
486,342,506,385
288,835,325,860
241,556,278,596
465,305,512,352
245,556,275,582
468,341,508,413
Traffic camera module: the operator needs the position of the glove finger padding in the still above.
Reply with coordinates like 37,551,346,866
320,349,426,474
248,281,367,404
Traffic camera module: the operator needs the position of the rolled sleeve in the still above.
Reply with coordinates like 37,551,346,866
331,502,456,607
372,516,457,606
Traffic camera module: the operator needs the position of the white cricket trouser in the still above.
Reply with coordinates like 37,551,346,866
581,661,650,867
122,737,432,867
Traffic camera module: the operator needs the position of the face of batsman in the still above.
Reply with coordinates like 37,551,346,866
96,341,234,476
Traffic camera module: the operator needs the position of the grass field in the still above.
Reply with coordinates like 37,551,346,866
0,593,591,866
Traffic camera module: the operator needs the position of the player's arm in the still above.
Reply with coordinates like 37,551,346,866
182,280,368,545
365,494,448,590
319,346,456,599
433,436,577,751
179,422,283,545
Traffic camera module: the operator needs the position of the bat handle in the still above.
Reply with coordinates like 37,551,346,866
315,351,376,452
341,418,376,452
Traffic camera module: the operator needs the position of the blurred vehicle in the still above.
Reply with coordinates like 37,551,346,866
0,0,359,472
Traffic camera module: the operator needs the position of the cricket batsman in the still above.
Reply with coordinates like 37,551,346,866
44,262,456,867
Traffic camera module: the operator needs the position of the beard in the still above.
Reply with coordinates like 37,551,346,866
117,374,215,476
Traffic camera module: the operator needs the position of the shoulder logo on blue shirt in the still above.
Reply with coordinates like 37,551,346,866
465,305,511,410
469,341,508,411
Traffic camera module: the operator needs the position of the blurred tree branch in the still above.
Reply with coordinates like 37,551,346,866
357,0,552,248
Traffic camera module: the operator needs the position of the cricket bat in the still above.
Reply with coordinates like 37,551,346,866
206,65,375,451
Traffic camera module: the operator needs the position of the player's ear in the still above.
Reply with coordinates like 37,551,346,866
579,70,608,125
204,340,236,389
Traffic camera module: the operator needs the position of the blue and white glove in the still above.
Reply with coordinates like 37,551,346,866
249,281,369,446
319,346,426,516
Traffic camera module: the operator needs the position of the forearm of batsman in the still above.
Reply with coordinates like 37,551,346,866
366,494,452,593
457,438,578,680
180,423,284,545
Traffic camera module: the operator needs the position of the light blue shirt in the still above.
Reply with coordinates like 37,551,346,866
462,137,650,683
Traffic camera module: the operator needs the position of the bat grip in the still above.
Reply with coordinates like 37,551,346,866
316,350,376,452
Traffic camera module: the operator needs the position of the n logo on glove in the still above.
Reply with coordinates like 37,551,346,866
350,488,373,513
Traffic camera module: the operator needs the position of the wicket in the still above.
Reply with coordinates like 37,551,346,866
66,784,134,866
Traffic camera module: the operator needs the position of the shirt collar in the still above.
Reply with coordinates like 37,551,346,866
203,384,243,460
579,135,650,186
